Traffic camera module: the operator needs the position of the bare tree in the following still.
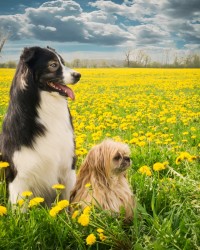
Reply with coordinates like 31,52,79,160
71,58,81,68
143,54,151,67
124,49,132,67
134,50,151,67
0,33,8,54
162,49,171,65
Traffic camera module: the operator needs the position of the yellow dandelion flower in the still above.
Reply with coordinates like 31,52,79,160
17,199,25,207
21,191,33,197
83,206,92,215
190,127,196,132
132,132,139,137
72,210,79,219
188,156,197,162
163,161,169,167
86,233,96,245
130,138,139,144
85,183,91,188
78,213,90,226
0,205,7,216
57,200,69,209
99,233,107,241
153,162,166,171
138,166,152,176
137,141,146,147
49,206,62,217
0,161,9,168
175,156,182,165
97,228,104,233
28,197,44,208
52,184,65,190
175,152,195,165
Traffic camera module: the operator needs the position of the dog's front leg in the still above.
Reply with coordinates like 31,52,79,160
60,169,76,200
8,175,30,204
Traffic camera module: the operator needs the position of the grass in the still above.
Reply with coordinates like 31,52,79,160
0,68,200,249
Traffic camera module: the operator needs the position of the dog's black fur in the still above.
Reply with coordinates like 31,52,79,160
0,46,81,205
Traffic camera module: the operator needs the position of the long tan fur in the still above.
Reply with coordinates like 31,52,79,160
70,139,134,219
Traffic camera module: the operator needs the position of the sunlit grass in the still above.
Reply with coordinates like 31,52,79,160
0,68,200,249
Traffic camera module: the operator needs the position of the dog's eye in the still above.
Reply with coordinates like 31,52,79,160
50,63,58,68
114,153,122,161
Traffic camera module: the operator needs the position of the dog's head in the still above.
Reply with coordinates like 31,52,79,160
81,139,131,180
17,46,81,100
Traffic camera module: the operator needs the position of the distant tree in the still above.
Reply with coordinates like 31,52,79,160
163,49,171,66
135,50,144,65
71,59,81,68
7,61,17,68
0,33,8,54
0,61,17,68
124,49,132,67
127,50,151,67
151,61,161,68
100,60,108,68
135,50,151,67
81,59,89,68
173,53,180,68
191,54,200,67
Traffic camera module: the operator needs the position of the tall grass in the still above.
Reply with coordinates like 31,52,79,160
0,68,200,249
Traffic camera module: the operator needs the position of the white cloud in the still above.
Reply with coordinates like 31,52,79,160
0,0,135,46
82,10,117,24
128,24,171,47
89,0,153,21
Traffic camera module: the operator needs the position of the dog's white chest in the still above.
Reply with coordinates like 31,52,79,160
36,91,74,165
12,91,74,184
37,92,74,161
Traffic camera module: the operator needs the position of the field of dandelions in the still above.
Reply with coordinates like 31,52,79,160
0,68,200,250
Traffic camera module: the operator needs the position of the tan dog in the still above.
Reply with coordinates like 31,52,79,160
70,139,134,219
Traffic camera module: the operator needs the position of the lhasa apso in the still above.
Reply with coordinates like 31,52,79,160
70,139,134,219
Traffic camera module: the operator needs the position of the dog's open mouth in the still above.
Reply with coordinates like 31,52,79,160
47,82,75,100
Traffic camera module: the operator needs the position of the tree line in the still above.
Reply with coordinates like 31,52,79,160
1,34,200,68
124,49,200,68
1,53,200,69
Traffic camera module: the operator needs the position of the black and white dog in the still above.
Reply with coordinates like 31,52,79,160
0,46,81,206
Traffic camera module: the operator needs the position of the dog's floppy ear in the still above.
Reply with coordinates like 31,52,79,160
11,47,39,91
20,47,37,63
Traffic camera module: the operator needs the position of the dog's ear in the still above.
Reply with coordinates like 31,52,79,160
47,46,55,52
12,47,39,90
20,47,37,63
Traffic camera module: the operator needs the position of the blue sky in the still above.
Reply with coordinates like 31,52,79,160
0,0,200,62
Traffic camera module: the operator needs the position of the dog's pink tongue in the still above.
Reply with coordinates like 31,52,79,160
58,84,75,100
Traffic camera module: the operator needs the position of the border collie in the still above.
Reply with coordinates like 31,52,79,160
0,46,81,206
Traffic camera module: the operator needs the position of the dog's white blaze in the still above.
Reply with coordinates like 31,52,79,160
56,54,77,84
10,91,76,203
48,48,78,84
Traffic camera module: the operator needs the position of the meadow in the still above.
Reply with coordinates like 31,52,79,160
0,68,200,250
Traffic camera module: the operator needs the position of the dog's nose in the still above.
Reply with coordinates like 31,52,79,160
71,72,81,80
124,156,130,162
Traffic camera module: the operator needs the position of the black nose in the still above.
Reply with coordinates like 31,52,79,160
124,156,130,162
71,72,81,80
